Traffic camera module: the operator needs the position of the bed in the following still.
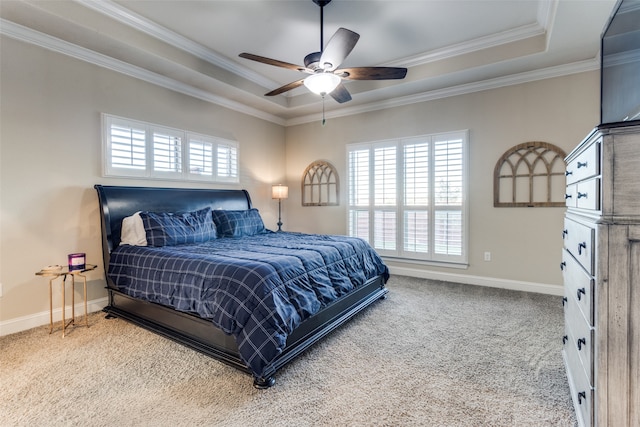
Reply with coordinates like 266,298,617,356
94,185,389,388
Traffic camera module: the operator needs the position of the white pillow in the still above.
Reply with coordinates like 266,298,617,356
120,211,147,246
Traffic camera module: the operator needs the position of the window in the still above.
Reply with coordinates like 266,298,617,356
103,114,239,183
347,131,468,265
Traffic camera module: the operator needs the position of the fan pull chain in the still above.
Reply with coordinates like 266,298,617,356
322,95,326,126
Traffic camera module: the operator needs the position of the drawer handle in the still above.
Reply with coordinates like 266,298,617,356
577,192,588,199
577,337,586,350
565,170,573,176
560,261,566,271
578,242,587,255
578,391,586,405
577,161,588,168
562,297,568,306
562,335,568,345
562,229,568,239
577,288,586,301
565,194,572,200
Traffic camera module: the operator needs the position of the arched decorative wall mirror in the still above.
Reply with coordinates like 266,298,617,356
302,160,339,206
494,142,567,207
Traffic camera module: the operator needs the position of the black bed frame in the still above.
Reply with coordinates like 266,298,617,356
94,185,388,388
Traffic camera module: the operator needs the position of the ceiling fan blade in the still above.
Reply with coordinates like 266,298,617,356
239,53,310,73
319,28,360,71
329,83,352,103
265,79,306,96
335,67,408,80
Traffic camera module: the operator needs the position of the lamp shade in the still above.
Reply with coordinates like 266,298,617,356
304,73,341,95
272,184,289,199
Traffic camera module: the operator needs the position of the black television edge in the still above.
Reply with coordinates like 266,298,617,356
600,0,640,126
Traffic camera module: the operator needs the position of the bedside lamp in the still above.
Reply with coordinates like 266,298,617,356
272,184,289,232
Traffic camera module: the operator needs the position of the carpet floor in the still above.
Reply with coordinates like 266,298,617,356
0,275,576,426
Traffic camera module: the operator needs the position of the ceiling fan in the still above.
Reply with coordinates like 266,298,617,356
239,0,407,104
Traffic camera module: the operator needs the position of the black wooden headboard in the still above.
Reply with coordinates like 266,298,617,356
94,185,252,276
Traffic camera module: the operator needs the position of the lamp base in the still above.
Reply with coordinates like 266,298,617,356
277,198,283,232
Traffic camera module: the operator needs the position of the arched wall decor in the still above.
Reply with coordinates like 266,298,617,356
494,141,567,207
302,160,339,206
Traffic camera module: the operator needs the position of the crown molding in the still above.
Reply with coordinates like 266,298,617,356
537,0,556,29
286,58,599,126
383,1,556,68
387,22,546,69
0,19,286,126
75,0,278,91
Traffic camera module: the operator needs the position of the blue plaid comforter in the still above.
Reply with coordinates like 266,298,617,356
108,232,389,378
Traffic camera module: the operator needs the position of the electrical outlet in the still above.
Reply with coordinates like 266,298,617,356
0,282,3,297
484,252,491,261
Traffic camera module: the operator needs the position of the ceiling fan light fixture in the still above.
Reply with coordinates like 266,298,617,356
304,73,341,95
239,0,406,105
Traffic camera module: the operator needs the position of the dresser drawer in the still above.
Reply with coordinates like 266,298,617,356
563,345,594,427
565,179,601,210
566,139,600,185
561,249,594,326
563,218,595,275
575,178,600,211
565,297,594,384
565,184,577,208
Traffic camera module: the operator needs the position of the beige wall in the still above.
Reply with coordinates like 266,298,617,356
284,72,600,288
0,38,285,331
0,34,601,333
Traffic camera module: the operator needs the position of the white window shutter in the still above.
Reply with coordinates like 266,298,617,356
187,133,214,180
434,137,463,206
347,131,468,265
403,141,429,255
433,135,464,259
216,142,238,182
104,116,147,177
348,148,370,207
348,209,370,242
374,145,397,206
152,127,183,179
404,210,429,254
404,142,429,206
102,114,239,184
373,144,398,253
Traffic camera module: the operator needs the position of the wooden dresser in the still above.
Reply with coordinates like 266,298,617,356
562,122,640,427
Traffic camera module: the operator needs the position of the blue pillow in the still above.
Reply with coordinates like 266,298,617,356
211,208,267,237
140,207,217,247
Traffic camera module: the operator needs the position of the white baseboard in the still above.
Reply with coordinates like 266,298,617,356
0,272,562,336
0,297,109,337
388,266,564,296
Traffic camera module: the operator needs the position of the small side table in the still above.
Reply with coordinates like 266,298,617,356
35,264,97,337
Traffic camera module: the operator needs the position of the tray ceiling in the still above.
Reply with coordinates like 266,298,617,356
0,0,618,125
